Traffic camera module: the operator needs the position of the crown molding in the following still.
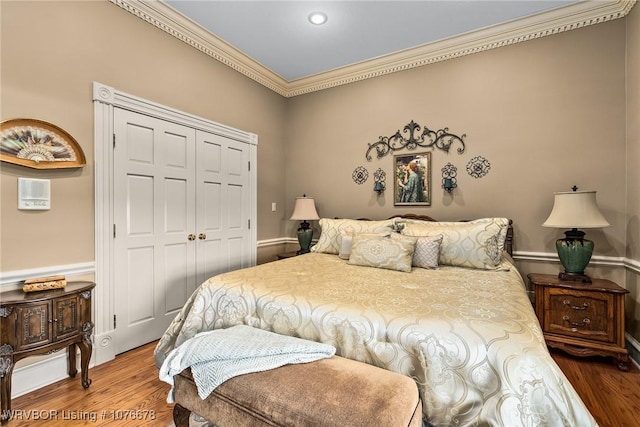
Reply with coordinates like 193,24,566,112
111,0,635,98
110,0,290,96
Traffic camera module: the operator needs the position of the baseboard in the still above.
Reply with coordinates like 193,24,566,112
94,331,116,365
11,334,116,399
11,348,95,398
626,333,640,369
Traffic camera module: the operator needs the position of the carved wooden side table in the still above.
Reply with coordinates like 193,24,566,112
0,281,95,423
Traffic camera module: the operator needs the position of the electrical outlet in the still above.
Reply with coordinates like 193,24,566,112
271,202,277,212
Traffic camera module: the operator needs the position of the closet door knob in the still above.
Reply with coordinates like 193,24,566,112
198,233,207,240
188,234,196,241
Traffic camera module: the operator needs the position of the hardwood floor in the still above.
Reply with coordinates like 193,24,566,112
549,350,640,427
11,342,173,426
10,342,640,426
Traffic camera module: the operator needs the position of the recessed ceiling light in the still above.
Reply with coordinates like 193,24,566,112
308,12,328,25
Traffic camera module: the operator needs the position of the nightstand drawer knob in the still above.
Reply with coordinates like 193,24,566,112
563,315,591,328
562,300,589,310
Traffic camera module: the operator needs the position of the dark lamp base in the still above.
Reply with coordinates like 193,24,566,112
558,271,592,284
555,231,594,285
296,221,313,255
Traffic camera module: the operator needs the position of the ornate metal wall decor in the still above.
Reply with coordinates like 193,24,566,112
441,163,457,193
466,156,491,178
352,166,369,184
373,168,386,194
366,120,466,161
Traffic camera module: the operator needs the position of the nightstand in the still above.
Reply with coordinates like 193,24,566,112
528,273,629,371
277,251,301,260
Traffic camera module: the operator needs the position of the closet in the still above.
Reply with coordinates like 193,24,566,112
93,82,256,358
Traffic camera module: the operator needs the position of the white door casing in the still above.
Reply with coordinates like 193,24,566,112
93,82,257,363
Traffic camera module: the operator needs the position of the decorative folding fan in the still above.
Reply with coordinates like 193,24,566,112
0,118,86,169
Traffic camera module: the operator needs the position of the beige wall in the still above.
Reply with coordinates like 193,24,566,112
625,4,640,340
285,17,639,343
285,20,626,257
0,0,287,272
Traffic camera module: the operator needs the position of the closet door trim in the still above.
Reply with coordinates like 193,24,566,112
92,81,257,365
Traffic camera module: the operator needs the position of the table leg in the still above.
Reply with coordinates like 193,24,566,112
79,322,93,388
0,358,14,424
68,343,78,378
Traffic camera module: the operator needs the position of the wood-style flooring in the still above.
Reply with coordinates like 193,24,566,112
10,342,640,426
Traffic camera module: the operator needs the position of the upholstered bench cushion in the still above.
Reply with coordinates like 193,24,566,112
173,355,422,427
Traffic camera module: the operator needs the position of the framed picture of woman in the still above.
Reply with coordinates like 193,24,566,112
393,152,431,206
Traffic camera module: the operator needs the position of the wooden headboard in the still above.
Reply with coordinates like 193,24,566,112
386,213,514,257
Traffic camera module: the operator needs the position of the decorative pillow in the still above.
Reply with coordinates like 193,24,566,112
311,218,396,255
412,235,443,269
338,233,353,260
348,235,415,273
339,231,393,259
401,218,509,270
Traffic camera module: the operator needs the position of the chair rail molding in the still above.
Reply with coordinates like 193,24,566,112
0,262,95,287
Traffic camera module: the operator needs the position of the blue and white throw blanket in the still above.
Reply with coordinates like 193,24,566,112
159,325,336,403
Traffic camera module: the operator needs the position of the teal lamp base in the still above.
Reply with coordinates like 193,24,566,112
556,228,594,283
296,221,313,254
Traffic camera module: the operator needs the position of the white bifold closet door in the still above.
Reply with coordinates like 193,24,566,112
113,108,252,354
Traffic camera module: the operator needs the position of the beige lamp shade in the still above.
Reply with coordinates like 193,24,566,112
290,196,319,221
542,190,609,229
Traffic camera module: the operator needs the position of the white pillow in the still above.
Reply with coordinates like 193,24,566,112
338,233,353,259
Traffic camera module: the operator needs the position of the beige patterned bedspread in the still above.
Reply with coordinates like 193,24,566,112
155,253,596,427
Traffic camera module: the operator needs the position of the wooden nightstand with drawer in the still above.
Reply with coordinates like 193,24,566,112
528,273,629,371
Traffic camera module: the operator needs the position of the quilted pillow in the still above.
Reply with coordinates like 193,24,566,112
311,218,396,255
412,235,443,269
348,235,415,273
401,218,509,270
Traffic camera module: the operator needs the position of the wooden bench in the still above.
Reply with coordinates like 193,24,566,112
173,355,422,427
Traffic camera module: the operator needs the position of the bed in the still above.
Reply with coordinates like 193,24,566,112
155,215,596,426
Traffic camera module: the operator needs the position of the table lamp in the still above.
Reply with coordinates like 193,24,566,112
542,188,609,283
290,195,320,254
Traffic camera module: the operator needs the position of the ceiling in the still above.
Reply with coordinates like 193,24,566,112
164,0,578,82
113,0,635,96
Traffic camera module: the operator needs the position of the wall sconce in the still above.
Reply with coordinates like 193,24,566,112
373,168,386,194
441,163,457,193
